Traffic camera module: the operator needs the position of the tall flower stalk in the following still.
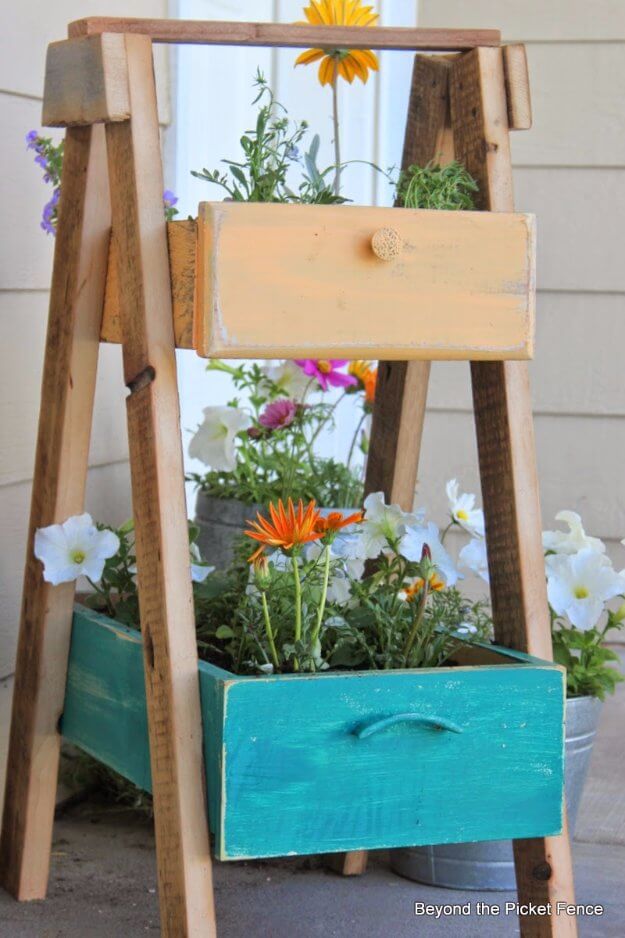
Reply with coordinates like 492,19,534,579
295,1,380,196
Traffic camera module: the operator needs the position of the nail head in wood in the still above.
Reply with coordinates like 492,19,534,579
371,227,402,261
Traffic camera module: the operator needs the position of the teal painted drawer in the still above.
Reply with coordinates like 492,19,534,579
62,606,565,861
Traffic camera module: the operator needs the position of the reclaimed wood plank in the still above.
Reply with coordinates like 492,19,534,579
450,46,577,938
101,220,196,348
43,34,130,127
194,201,535,361
68,18,500,51
104,34,215,938
0,125,110,900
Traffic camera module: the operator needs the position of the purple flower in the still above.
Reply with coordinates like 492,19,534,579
258,399,298,430
294,359,357,392
163,189,178,208
41,188,60,236
26,130,39,149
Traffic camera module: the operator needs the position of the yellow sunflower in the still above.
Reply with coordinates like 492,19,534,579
295,0,380,86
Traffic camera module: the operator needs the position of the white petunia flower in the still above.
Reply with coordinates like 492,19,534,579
34,513,120,586
543,510,606,558
262,361,310,400
190,543,214,583
446,479,485,538
188,406,251,472
459,537,490,584
546,549,625,631
357,492,424,560
400,521,459,588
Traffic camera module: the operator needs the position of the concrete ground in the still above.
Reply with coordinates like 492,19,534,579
0,653,623,937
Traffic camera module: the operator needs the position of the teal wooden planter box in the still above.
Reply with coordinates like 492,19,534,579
62,605,565,861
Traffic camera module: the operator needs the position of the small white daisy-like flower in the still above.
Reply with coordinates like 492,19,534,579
446,479,485,538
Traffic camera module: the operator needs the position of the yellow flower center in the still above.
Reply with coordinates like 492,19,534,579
71,550,86,565
457,509,469,521
574,586,589,600
317,360,332,374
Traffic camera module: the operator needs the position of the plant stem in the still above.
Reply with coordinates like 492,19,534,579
311,544,332,655
261,591,280,671
402,581,430,664
440,520,455,545
292,553,302,671
346,411,367,471
332,61,341,196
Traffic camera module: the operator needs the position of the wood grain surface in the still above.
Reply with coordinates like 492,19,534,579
104,34,215,938
0,125,111,899
68,18,500,51
450,46,577,938
194,200,535,360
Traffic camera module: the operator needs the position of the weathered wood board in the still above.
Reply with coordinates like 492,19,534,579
194,202,536,360
63,606,565,862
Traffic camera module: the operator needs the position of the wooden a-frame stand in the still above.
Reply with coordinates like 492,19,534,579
0,18,577,938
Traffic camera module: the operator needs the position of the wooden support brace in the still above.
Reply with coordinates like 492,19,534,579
450,46,576,938
104,34,215,937
0,124,111,899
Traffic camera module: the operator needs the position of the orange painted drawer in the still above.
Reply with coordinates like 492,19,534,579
193,201,536,361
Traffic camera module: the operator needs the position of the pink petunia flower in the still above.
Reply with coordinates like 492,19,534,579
294,359,358,392
259,398,298,430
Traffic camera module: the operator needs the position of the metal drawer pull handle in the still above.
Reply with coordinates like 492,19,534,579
354,713,463,739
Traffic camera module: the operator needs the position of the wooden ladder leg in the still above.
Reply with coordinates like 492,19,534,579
450,47,577,938
0,124,111,899
335,53,455,879
105,34,216,937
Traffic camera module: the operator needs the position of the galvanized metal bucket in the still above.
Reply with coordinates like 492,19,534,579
390,694,602,891
194,493,262,570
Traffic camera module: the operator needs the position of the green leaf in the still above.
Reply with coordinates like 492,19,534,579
216,625,235,640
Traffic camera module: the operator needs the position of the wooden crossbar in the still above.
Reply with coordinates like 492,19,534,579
68,18,500,50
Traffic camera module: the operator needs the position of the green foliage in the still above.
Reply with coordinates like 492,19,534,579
189,360,364,507
191,71,346,205
329,579,492,673
397,160,478,211
552,608,625,700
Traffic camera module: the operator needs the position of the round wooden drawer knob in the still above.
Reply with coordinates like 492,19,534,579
371,227,402,261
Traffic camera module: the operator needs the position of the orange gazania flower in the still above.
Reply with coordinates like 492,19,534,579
246,498,323,559
295,1,380,86
316,510,363,535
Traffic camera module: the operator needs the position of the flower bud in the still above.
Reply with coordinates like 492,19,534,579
252,554,272,590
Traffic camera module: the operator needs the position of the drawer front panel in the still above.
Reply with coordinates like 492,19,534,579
195,202,535,361
218,666,563,859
